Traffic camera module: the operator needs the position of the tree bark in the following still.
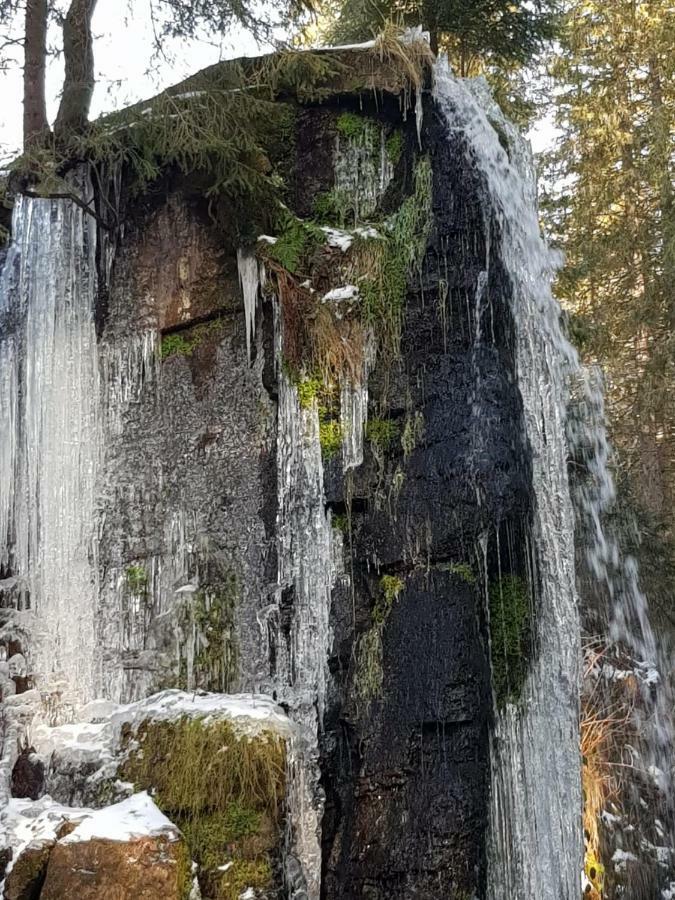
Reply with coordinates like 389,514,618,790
23,0,49,149
54,0,99,139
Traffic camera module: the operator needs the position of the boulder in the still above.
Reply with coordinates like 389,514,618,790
40,834,188,900
3,840,52,900
39,793,189,900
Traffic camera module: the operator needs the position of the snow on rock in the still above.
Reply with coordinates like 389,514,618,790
322,227,354,252
111,689,295,742
61,792,178,845
0,795,92,883
612,848,638,872
31,721,113,759
322,286,359,303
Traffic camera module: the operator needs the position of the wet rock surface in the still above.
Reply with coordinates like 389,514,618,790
319,100,531,899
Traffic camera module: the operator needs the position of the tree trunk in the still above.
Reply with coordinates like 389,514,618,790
54,0,99,140
23,0,49,149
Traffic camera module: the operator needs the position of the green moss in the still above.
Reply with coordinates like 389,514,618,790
122,716,284,900
336,111,378,144
180,806,261,872
386,131,404,165
297,374,324,410
331,513,349,533
161,318,225,360
439,562,476,585
122,717,285,817
354,574,405,710
161,333,193,359
319,419,343,459
488,575,531,707
125,564,148,594
366,418,400,452
218,858,272,900
359,157,433,363
188,577,239,693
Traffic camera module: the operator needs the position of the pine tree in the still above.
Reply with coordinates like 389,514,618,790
319,0,560,74
542,0,675,519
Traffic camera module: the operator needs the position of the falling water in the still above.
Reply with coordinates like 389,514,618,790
433,60,582,898
569,367,675,885
0,191,101,707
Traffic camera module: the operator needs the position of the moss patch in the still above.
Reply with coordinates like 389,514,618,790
125,564,148,595
161,318,225,361
180,575,239,693
122,716,285,900
386,130,404,166
354,574,406,710
438,562,476,585
366,418,400,453
488,575,531,707
319,418,343,460
336,111,379,144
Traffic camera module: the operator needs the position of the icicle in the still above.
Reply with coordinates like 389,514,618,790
237,248,260,363
0,187,102,708
0,337,17,572
340,335,374,470
272,297,339,900
415,86,424,149
101,330,159,435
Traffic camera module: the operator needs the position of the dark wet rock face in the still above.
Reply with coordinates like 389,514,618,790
319,101,532,899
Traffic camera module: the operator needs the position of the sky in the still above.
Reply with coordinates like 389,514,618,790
0,4,266,164
0,6,555,165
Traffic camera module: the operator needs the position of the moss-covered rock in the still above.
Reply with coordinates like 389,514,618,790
119,701,288,900
3,840,52,900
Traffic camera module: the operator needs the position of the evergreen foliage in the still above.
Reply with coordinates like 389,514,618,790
317,0,560,74
542,0,675,539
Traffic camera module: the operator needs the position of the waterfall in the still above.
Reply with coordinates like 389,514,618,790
433,60,582,898
0,191,101,708
569,366,675,889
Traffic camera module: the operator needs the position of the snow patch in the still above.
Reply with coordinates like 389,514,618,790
322,286,359,303
61,792,178,844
